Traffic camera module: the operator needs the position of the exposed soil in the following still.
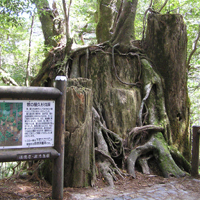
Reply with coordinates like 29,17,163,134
0,171,199,200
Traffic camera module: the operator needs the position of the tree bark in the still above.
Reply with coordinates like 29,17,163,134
34,0,60,47
64,78,96,187
96,0,122,43
145,14,191,161
110,0,138,52
26,14,34,86
79,50,141,138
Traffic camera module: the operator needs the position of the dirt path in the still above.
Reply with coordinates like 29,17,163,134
0,173,199,199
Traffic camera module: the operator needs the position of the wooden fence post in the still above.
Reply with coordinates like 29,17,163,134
191,125,200,177
52,76,67,199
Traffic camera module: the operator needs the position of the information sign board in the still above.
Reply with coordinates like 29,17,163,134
0,100,55,149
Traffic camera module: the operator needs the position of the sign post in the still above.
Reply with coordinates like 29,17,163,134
0,76,67,199
191,125,200,177
52,76,67,200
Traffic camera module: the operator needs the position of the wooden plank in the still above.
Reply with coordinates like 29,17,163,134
0,147,60,162
52,76,67,200
191,125,200,176
0,86,61,99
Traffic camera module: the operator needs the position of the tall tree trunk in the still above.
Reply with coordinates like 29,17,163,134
26,14,34,87
96,0,122,43
145,14,191,161
64,78,95,187
33,0,59,47
62,0,73,52
110,0,138,52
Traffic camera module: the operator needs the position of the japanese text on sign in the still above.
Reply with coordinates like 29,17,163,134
0,100,55,149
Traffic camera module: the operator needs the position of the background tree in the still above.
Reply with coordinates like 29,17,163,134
0,0,45,86
33,0,62,48
96,0,122,43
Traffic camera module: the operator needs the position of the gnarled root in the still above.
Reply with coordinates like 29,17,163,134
137,154,153,175
93,107,125,187
168,146,191,173
127,132,186,178
127,125,164,148
126,58,186,178
127,136,156,178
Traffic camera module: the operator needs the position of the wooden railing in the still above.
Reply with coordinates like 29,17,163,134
191,125,200,177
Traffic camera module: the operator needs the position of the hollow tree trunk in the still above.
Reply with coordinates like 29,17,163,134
64,78,95,187
145,14,191,161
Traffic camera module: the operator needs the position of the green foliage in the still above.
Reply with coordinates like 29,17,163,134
5,131,13,139
0,0,44,86
0,162,23,179
69,0,97,45
1,116,7,122
8,116,14,123
17,104,23,112
0,0,31,26
0,13,44,86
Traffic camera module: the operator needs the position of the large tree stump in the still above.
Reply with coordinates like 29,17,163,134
145,14,191,161
64,78,96,187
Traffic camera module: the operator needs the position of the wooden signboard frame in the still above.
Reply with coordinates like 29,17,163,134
0,76,67,200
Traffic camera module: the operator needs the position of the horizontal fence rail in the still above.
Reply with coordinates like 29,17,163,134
0,86,62,99
0,148,60,162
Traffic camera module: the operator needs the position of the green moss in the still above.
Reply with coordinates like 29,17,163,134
152,132,185,177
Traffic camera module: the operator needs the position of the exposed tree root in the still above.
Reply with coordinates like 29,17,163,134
127,136,156,178
95,148,125,179
127,125,164,148
126,58,186,179
93,107,125,187
127,132,186,178
168,146,191,173
137,154,153,175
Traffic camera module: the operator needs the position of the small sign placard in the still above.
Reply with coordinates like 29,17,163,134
17,152,51,160
0,100,55,149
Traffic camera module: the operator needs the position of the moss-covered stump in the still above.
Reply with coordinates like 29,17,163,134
145,14,190,161
79,52,141,138
64,78,95,187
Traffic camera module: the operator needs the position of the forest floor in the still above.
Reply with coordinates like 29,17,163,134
0,171,200,200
